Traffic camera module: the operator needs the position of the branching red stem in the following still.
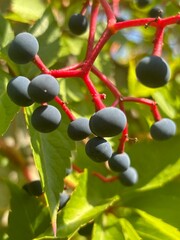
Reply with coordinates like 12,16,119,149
100,0,116,26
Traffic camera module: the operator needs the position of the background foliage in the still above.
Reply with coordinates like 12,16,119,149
0,0,180,239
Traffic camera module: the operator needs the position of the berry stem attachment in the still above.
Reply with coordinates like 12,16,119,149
54,96,76,121
150,103,162,121
83,74,106,110
33,55,50,74
122,96,162,121
117,126,128,153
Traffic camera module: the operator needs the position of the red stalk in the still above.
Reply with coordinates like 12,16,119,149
54,96,76,121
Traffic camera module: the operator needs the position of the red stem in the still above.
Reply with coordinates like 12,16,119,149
151,104,162,121
85,1,100,59
49,69,82,78
33,55,50,74
91,65,122,99
113,14,180,32
122,96,162,121
82,28,112,74
56,62,83,71
92,172,119,182
80,0,90,15
83,74,106,110
100,0,116,26
112,0,120,17
54,96,76,121
72,164,84,173
152,26,165,56
72,164,119,183
117,125,128,153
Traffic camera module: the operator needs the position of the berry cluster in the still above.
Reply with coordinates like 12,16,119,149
7,0,178,187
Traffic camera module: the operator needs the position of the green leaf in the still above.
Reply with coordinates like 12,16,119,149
11,0,45,22
121,208,180,240
124,135,180,190
30,7,61,67
0,14,14,48
139,157,180,191
119,218,141,240
34,237,63,240
121,179,180,229
25,105,75,233
0,69,19,136
92,214,125,240
55,170,119,238
8,182,50,240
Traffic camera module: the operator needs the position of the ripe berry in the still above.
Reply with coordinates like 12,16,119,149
150,118,176,140
108,152,131,172
120,167,138,186
31,105,61,133
67,117,92,141
28,74,59,103
148,7,163,18
23,180,43,197
8,32,39,64
85,137,112,162
68,13,88,35
59,192,70,210
89,107,127,137
136,55,171,88
7,76,34,106
136,0,151,8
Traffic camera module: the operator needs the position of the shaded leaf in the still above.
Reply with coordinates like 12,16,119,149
8,182,50,240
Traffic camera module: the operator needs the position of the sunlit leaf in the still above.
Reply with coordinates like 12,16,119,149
25,105,75,233
92,214,125,240
55,170,119,238
119,218,141,240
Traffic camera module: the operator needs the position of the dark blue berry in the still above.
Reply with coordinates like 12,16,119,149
7,76,34,106
8,32,39,64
